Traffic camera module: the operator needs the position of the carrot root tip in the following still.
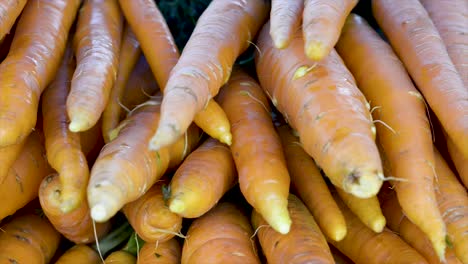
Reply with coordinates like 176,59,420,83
149,124,180,151
370,216,386,233
331,226,347,241
69,116,90,132
219,132,232,146
91,204,111,223
305,41,326,61
168,199,185,215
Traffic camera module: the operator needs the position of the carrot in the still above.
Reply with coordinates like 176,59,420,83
277,124,347,241
0,214,60,264
372,0,468,157
0,140,25,183
0,131,53,220
67,0,123,133
336,13,447,259
0,0,80,147
434,149,468,264
446,135,468,188
335,188,385,233
88,97,201,223
137,239,181,264
252,194,335,264
106,251,137,263
55,245,101,264
255,21,383,199
148,0,269,150
122,180,183,243
80,118,105,163
118,0,233,146
330,195,429,264
419,0,468,87
0,0,27,40
182,202,261,264
216,69,291,234
304,0,359,60
269,0,303,49
381,190,462,264
168,137,237,218
102,24,141,143
39,173,111,244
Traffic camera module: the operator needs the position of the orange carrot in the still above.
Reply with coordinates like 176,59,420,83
148,0,269,150
168,137,237,218
336,14,447,259
105,251,137,263
55,245,101,264
277,124,347,241
419,0,468,87
255,21,383,199
446,135,468,188
102,24,141,143
67,0,123,132
123,180,183,243
0,0,27,40
269,0,303,49
0,0,80,147
137,239,181,264
39,174,111,244
252,194,335,264
381,190,462,264
0,214,61,264
118,0,233,146
182,203,261,264
330,195,429,264
80,118,105,163
372,0,468,157
217,69,291,234
0,131,53,220
88,97,201,223
434,149,468,264
0,140,25,183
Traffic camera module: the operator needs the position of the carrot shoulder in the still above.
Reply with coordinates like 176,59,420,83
0,0,27,40
67,0,123,133
0,0,80,147
137,239,181,264
336,14,447,260
118,0,233,146
217,69,291,234
255,21,383,199
149,0,269,150
372,0,468,157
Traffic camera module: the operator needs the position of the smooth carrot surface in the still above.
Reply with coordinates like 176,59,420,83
269,0,303,49
0,140,25,183
182,203,260,264
137,239,181,264
256,21,383,199
434,149,468,264
419,0,468,87
0,131,53,220
0,0,27,40
0,214,61,264
252,194,335,264
277,124,347,241
0,0,80,147
119,0,233,146
217,69,291,234
168,137,237,218
55,245,101,264
102,24,141,143
67,0,123,132
149,0,269,150
105,251,137,264
88,97,201,223
123,180,183,243
446,135,468,188
336,14,446,259
373,0,468,157
303,0,358,60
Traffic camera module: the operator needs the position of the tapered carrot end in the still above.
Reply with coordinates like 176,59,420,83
305,40,327,61
330,226,347,242
219,132,232,146
272,35,289,49
370,215,386,233
91,204,109,223
169,199,186,215
68,114,91,133
257,199,292,235
149,124,181,151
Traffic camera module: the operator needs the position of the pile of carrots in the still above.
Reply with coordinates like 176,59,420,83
0,0,466,263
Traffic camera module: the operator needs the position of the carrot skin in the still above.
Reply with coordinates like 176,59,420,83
336,14,447,260
0,0,80,147
105,251,137,263
137,239,181,264
67,0,123,132
255,21,383,199
149,0,269,150
217,69,292,234
0,0,27,40
269,0,303,49
277,124,347,241
168,137,237,218
372,0,468,157
102,24,141,143
252,194,335,264
0,140,25,183
446,135,468,188
55,245,101,264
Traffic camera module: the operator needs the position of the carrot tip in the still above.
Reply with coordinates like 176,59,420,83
91,204,110,222
69,117,89,132
331,226,347,242
168,199,185,215
219,133,232,146
272,36,288,49
305,41,327,61
343,171,383,199
370,216,386,233
149,125,180,151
